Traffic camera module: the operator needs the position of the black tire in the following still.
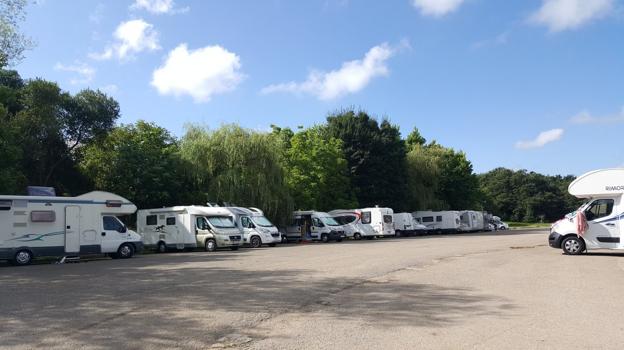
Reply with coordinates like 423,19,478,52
230,246,239,251
205,239,217,252
268,243,277,247
117,243,134,259
13,249,33,266
353,232,362,240
250,236,262,248
157,241,167,253
562,236,585,255
321,233,329,243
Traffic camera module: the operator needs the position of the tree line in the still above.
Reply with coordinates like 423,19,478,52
0,68,582,224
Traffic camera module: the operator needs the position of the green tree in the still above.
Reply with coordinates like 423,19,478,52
80,121,183,209
0,104,24,193
405,144,443,210
0,0,34,66
405,127,426,151
180,124,293,225
278,126,357,211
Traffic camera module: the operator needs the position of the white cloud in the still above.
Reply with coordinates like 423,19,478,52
529,0,614,32
54,61,96,85
90,19,160,61
411,0,465,17
261,43,397,100
515,128,564,149
131,0,189,14
151,44,244,102
570,107,624,124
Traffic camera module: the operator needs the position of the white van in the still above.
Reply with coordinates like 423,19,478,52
329,209,377,240
0,191,142,265
413,211,461,233
549,168,624,255
459,210,485,232
359,207,395,237
223,207,281,248
285,211,346,242
137,206,242,252
393,212,428,237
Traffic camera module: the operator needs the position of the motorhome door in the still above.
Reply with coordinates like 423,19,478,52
65,206,81,254
585,199,620,247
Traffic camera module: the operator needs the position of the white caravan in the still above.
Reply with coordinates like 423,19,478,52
393,212,427,237
285,211,346,242
329,209,377,240
223,207,281,248
549,168,624,255
459,210,485,232
0,191,142,265
413,211,461,233
137,206,242,252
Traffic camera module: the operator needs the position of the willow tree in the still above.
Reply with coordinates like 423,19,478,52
179,124,293,225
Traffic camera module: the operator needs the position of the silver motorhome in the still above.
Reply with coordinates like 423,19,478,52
223,207,281,248
285,211,346,242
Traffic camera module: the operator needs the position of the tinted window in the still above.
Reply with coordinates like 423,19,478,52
436,216,442,222
166,217,176,225
586,199,614,221
0,200,11,211
422,216,434,223
103,216,124,231
146,215,157,225
361,211,372,224
241,216,252,228
312,217,323,227
31,210,55,222
196,217,208,230
383,215,392,224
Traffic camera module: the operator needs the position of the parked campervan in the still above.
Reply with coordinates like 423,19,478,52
413,211,461,233
549,168,624,255
137,206,242,252
223,207,281,248
0,191,142,265
459,210,485,232
393,212,427,237
358,207,395,237
285,211,346,242
329,209,377,240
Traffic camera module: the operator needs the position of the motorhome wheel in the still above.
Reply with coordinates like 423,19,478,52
205,239,217,252
13,250,33,266
562,236,585,255
250,236,262,248
117,243,134,259
353,233,362,240
321,233,329,243
157,242,167,253
395,230,402,238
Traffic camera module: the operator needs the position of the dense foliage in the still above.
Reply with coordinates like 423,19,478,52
0,66,581,223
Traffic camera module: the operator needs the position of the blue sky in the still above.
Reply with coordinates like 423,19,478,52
16,0,624,176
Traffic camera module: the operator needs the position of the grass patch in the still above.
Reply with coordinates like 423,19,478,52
508,221,551,228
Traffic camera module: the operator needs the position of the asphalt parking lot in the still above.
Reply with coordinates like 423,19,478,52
2,229,624,350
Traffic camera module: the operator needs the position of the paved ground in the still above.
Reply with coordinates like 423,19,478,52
2,229,624,350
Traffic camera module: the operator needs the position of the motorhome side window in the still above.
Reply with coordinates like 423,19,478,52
361,212,372,224
166,217,176,225
585,199,614,221
312,217,322,226
103,216,124,231
31,210,55,222
196,217,208,230
383,215,392,224
0,200,11,211
146,215,157,225
436,216,442,222
241,216,252,228
422,216,434,223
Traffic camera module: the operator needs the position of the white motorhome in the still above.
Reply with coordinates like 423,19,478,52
549,168,624,255
459,210,485,232
137,206,242,252
413,211,461,233
223,207,281,248
0,191,142,265
329,209,377,240
285,211,346,242
393,212,427,237
359,207,395,237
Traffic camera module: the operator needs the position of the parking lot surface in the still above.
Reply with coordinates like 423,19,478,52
2,229,624,349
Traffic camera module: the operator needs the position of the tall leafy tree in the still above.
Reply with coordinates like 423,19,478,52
0,0,34,66
80,121,183,209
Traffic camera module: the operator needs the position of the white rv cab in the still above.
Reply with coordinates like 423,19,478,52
550,168,624,255
413,211,461,233
0,191,142,265
223,207,281,248
137,206,242,252
393,212,427,237
286,211,346,242
329,209,377,240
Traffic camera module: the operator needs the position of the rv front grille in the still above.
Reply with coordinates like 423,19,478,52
271,233,280,237
230,235,241,240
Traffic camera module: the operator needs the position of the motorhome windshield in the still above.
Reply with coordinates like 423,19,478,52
207,216,235,228
320,216,340,226
253,216,274,227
